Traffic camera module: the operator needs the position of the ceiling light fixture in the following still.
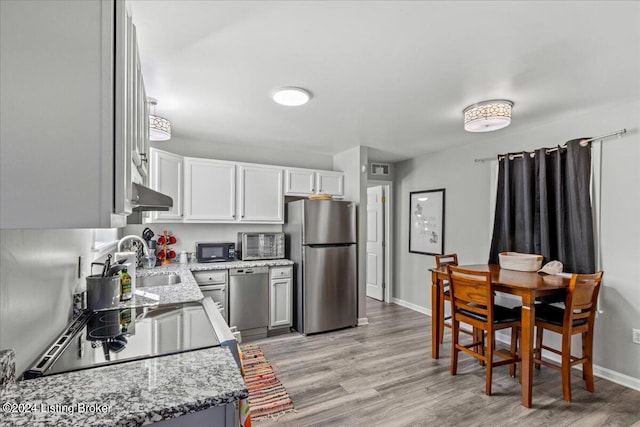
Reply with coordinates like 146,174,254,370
463,99,513,132
148,97,171,141
272,87,311,106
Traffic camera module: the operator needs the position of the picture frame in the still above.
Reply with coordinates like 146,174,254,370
409,188,445,256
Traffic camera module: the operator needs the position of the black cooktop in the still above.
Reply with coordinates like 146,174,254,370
24,301,220,379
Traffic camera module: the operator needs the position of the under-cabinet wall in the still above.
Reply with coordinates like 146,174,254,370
0,229,96,376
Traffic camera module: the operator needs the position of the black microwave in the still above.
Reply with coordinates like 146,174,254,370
195,242,235,263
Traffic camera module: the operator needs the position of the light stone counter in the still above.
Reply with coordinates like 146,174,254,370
0,347,247,426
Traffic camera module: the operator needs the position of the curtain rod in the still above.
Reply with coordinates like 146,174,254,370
473,128,628,163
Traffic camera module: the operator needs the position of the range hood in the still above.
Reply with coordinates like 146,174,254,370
131,182,173,212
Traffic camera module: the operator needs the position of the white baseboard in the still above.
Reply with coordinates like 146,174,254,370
357,317,369,326
391,297,430,316
593,365,640,392
392,299,640,392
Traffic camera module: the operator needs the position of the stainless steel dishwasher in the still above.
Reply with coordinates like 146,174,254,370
229,267,269,340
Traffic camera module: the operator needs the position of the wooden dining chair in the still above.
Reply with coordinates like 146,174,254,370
533,271,604,402
435,253,459,344
448,265,521,396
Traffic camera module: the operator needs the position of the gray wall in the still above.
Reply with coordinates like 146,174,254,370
0,229,96,375
393,99,640,382
151,136,334,170
334,146,369,322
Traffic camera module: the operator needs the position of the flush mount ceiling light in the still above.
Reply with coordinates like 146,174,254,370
463,99,513,132
148,97,171,141
272,87,311,106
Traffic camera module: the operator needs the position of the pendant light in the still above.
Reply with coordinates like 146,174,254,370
148,97,171,141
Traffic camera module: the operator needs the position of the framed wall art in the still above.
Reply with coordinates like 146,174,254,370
409,188,445,256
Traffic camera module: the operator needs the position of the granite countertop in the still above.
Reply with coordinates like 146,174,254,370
0,259,293,425
0,347,248,426
113,259,293,309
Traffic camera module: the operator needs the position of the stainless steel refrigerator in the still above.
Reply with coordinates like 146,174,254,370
284,199,357,334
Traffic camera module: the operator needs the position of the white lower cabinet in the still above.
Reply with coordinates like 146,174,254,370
239,165,284,223
184,158,236,222
269,267,293,329
149,148,183,222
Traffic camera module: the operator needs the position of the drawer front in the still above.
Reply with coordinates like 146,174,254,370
270,266,292,280
193,270,228,284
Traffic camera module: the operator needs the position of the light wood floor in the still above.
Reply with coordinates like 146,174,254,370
252,298,640,427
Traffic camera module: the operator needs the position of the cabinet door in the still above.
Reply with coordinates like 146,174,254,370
132,47,149,183
0,0,131,228
152,311,182,355
269,278,292,328
184,158,236,222
284,168,315,196
238,165,283,223
149,148,183,222
317,171,344,198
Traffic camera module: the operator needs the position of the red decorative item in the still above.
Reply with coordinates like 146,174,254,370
159,230,177,265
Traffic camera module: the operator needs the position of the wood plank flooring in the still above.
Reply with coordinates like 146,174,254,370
251,298,640,426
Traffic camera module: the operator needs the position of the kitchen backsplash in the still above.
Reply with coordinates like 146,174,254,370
123,223,283,258
0,228,96,376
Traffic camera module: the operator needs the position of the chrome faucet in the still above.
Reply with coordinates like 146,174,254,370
117,235,150,257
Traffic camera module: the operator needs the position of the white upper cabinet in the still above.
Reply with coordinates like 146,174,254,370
149,148,183,222
0,0,144,228
317,171,344,198
238,165,284,223
184,158,236,222
284,168,345,198
284,169,316,196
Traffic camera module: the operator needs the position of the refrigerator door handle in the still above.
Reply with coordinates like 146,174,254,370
307,243,353,248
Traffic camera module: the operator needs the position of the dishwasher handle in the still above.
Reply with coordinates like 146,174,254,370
229,266,269,275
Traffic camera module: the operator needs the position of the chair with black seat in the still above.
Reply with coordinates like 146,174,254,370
533,271,604,402
435,253,459,344
448,265,521,396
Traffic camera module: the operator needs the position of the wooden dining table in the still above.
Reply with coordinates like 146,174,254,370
430,263,570,408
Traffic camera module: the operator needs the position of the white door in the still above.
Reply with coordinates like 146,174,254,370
366,186,384,301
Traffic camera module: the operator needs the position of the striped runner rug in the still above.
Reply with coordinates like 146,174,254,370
240,344,294,422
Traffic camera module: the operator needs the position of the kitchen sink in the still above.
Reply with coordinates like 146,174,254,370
137,274,181,287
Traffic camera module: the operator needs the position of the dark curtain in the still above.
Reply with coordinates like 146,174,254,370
489,139,595,273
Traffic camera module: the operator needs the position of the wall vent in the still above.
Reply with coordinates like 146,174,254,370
370,163,390,176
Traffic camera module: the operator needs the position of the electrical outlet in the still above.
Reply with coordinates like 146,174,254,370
633,329,640,345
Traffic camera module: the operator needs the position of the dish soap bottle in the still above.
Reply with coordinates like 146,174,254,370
120,267,132,301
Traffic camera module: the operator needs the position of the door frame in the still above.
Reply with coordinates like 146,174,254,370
367,180,393,303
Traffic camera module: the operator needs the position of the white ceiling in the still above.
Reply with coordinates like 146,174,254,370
130,1,640,163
